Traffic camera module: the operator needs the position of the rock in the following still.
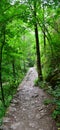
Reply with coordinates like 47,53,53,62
39,129,43,130
3,117,10,123
29,122,39,129
13,99,18,103
36,114,41,119
32,94,39,98
0,126,3,130
9,106,16,112
10,122,20,129
11,104,15,107
2,125,8,130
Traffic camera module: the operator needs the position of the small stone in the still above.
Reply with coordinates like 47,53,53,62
10,122,20,129
32,94,39,98
13,99,18,103
29,122,39,128
22,108,26,111
0,126,3,130
36,114,40,119
38,129,43,130
3,117,10,123
11,104,15,107
3,125,8,130
9,107,16,112
29,122,35,128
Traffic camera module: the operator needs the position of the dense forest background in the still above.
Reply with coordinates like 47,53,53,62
0,0,60,127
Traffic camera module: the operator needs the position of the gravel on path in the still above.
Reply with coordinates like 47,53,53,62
2,67,57,130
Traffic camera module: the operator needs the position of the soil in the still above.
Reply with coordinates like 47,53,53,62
2,67,57,130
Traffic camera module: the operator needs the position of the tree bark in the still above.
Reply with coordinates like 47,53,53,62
34,23,43,81
43,3,46,49
0,25,5,106
34,2,43,81
0,47,5,105
12,59,16,82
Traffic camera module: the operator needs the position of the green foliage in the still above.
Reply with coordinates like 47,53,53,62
44,86,60,123
51,88,60,120
44,99,52,105
0,101,5,125
0,101,5,118
34,78,40,86
0,73,25,122
34,78,48,90
0,0,60,128
52,109,60,119
5,95,12,107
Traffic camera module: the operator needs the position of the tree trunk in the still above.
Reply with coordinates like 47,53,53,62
0,47,5,106
24,60,26,73
43,28,46,48
0,25,6,106
34,2,43,81
34,23,43,81
43,3,46,49
12,59,16,82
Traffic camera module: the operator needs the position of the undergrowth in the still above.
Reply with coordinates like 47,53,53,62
0,74,25,126
34,78,60,129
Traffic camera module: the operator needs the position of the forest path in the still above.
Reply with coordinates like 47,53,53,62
3,67,57,130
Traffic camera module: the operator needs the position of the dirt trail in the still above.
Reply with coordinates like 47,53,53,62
2,67,57,130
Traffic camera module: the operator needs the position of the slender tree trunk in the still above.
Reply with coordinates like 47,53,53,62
24,61,26,73
34,23,43,81
0,47,5,106
34,2,43,81
0,25,6,106
43,3,46,49
43,28,46,48
12,59,16,82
